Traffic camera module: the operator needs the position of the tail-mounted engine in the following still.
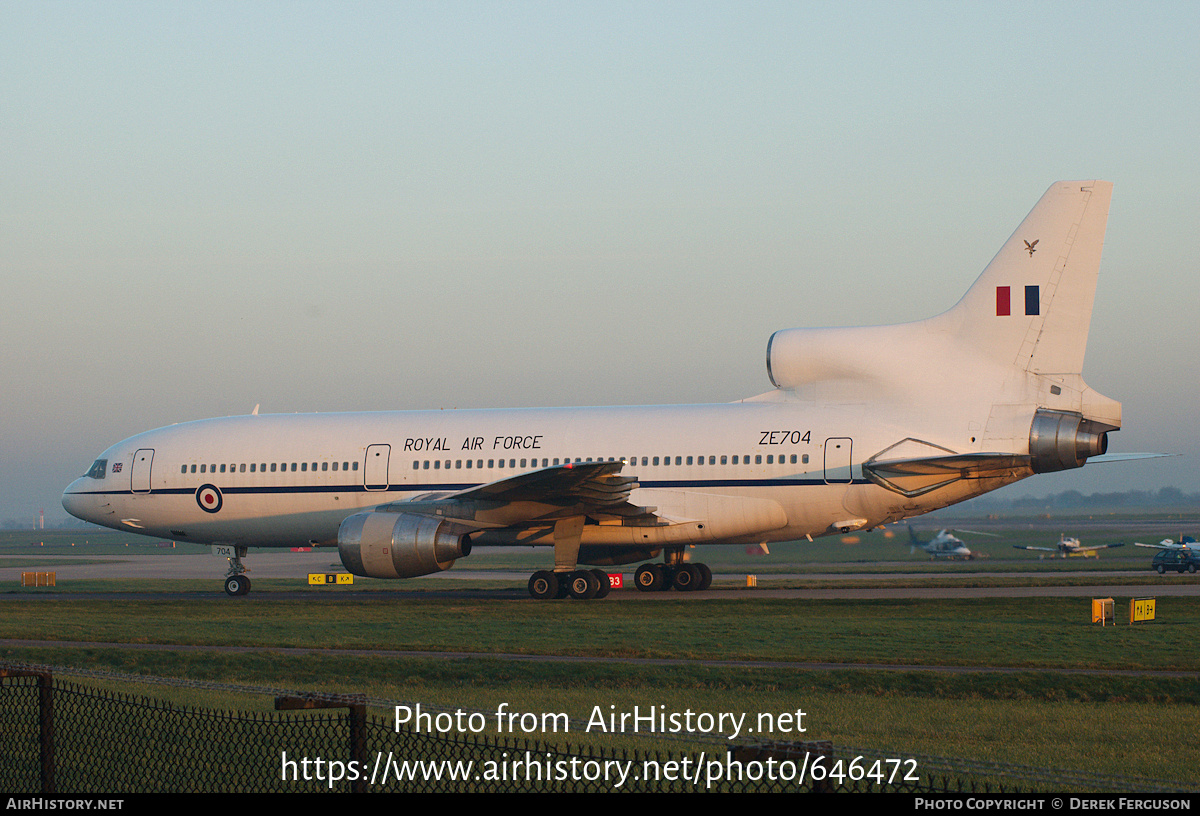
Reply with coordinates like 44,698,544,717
1028,409,1109,473
338,511,472,579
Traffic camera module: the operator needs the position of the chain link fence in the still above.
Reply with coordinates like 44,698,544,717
0,661,1185,794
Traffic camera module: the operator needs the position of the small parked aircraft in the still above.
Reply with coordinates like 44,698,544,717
1013,535,1124,558
908,527,996,560
1133,536,1199,552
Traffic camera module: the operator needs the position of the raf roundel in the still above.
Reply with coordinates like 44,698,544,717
196,484,223,514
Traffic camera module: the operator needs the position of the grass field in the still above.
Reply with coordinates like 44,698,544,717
3,524,1199,789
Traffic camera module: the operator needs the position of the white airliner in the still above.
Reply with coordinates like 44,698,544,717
63,181,1124,599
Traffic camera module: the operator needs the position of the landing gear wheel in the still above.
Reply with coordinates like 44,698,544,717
224,575,250,596
659,565,677,591
590,569,612,598
222,546,250,596
528,570,559,600
635,563,665,592
697,563,713,590
568,570,600,600
672,564,700,591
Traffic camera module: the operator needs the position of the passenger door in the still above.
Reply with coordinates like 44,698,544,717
364,444,390,490
131,449,154,493
823,438,853,484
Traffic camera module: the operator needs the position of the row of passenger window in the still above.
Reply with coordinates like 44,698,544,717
178,452,812,477
181,461,361,474
412,454,812,470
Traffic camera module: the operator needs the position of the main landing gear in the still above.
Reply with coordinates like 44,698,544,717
223,546,251,596
526,517,614,601
523,561,713,600
524,520,712,600
633,562,712,593
528,569,613,601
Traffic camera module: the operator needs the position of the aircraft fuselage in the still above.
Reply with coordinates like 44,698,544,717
62,401,1006,550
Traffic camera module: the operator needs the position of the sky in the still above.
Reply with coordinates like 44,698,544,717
2,1,1197,524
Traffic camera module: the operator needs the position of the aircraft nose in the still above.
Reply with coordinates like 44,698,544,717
62,479,94,522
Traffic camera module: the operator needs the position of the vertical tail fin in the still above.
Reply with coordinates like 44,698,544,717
940,180,1112,375
762,180,1119,437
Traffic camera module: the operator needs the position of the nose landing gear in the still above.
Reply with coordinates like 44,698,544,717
222,546,251,596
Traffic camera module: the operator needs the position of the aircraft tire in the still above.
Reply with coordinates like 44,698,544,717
634,563,664,592
590,569,611,598
659,565,676,591
672,565,699,591
528,571,559,600
568,570,599,600
697,564,713,590
224,575,250,597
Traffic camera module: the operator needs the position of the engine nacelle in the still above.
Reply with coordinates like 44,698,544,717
1028,409,1109,473
766,327,878,390
338,511,472,579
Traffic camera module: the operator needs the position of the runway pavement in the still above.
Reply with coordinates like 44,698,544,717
4,550,1199,600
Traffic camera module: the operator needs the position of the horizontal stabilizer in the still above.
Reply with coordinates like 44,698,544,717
1077,452,1174,465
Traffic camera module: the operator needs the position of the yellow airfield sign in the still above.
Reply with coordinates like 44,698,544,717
1130,597,1155,623
308,573,354,586
1091,598,1114,625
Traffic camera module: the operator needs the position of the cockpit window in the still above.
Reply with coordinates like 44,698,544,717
85,459,108,479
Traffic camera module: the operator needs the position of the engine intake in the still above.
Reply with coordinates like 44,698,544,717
1028,409,1109,473
338,511,472,579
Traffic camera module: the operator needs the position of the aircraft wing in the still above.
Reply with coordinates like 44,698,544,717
1135,540,1178,550
1013,545,1057,552
442,460,634,506
374,461,659,529
1077,542,1124,551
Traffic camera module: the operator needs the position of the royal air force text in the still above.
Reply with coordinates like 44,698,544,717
401,432,814,454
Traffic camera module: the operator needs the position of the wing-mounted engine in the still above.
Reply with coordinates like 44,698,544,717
338,511,473,579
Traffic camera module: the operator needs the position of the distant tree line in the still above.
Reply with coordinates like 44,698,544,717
0,516,106,532
963,486,1198,512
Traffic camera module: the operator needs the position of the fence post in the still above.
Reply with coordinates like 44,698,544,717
275,694,367,793
0,667,55,794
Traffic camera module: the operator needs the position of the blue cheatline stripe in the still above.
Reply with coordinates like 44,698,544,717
66,475,836,499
